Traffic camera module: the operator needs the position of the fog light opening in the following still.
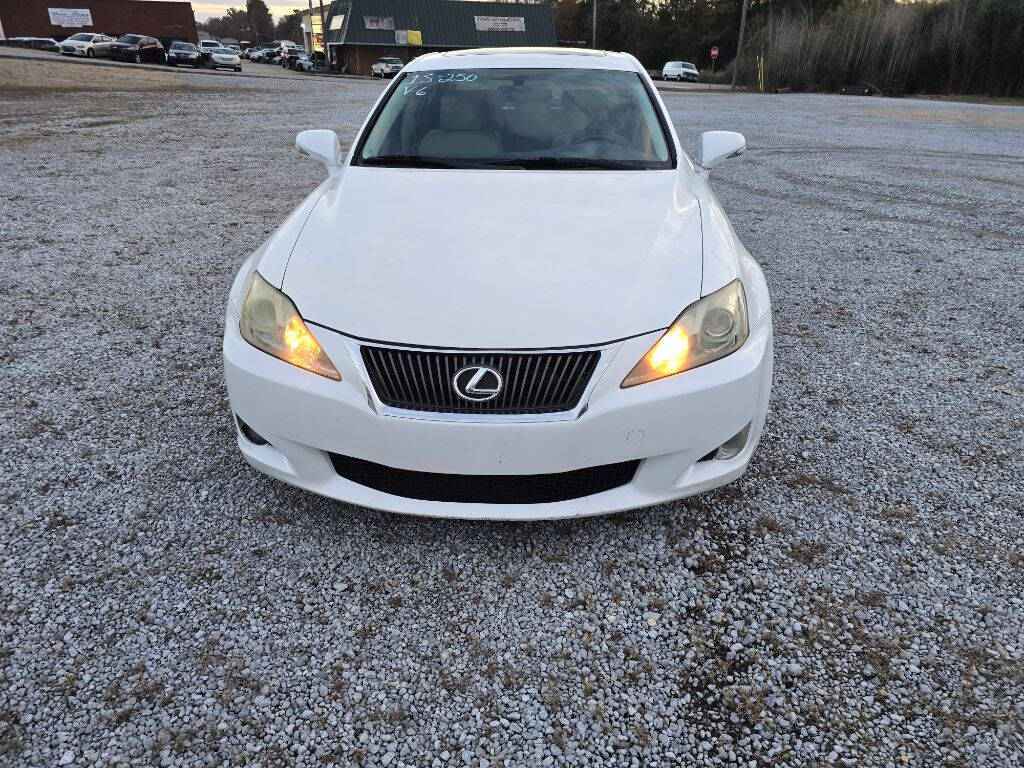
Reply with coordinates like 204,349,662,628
715,423,751,461
236,416,269,446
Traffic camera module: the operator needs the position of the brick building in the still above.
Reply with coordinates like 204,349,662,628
0,0,197,45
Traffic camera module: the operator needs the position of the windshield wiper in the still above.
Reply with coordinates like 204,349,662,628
360,154,519,169
484,157,649,170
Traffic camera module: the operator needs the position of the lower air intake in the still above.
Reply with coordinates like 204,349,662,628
329,454,640,504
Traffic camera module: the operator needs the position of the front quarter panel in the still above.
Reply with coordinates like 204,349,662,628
248,181,333,289
690,178,769,325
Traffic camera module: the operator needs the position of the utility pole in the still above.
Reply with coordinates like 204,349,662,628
592,0,597,49
318,1,328,70
731,0,749,90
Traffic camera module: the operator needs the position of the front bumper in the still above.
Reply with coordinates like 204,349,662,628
223,313,773,520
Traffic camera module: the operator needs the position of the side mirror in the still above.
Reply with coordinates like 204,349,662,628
296,129,341,173
697,130,746,171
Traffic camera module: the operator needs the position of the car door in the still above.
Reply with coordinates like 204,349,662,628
96,35,112,55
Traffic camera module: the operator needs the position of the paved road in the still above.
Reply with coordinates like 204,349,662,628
2,46,732,90
0,45,365,82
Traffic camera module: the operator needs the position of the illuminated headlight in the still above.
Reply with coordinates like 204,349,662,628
621,279,748,388
239,272,340,380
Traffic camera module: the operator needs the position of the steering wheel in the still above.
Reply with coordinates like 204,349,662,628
570,133,632,148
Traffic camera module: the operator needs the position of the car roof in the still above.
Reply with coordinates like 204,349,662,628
405,47,644,73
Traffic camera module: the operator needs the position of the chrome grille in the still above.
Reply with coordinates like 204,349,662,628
360,346,601,415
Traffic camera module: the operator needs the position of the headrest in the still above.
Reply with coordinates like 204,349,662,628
439,94,484,131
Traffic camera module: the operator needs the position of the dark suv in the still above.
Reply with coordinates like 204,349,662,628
167,41,200,67
107,35,165,63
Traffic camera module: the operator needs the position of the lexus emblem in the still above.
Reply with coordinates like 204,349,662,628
453,365,503,402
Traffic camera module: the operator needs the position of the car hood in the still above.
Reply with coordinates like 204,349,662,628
282,166,704,349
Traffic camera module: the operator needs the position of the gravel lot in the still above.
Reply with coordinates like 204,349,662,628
2,61,1024,767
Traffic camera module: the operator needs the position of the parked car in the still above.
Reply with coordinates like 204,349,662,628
14,37,63,53
166,41,201,68
197,40,222,55
108,35,165,63
279,48,305,68
223,49,771,520
370,57,403,77
59,32,114,58
289,53,315,72
662,61,699,82
208,47,242,71
226,44,242,55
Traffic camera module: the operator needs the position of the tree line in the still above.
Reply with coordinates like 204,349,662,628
553,0,1024,97
197,0,304,45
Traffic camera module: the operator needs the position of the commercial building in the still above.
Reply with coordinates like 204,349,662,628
301,4,329,56
0,0,197,46
322,0,555,75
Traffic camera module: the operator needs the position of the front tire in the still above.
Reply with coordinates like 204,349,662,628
86,48,94,58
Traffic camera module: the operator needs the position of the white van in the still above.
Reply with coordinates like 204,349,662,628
662,61,699,82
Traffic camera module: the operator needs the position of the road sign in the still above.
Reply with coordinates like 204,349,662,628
710,46,719,60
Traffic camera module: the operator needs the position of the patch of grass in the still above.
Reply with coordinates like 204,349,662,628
784,473,850,496
789,540,828,565
860,589,886,607
754,514,793,536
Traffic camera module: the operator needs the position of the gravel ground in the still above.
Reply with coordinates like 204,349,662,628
2,64,1024,767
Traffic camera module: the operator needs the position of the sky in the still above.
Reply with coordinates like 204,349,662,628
188,1,312,21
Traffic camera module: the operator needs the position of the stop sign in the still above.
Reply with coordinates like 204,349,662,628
711,46,719,60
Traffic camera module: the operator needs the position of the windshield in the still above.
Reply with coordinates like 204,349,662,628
682,63,695,69
213,48,235,54
69,33,93,41
171,43,195,50
356,68,673,170
118,35,142,43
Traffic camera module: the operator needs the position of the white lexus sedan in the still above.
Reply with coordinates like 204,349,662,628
223,48,773,520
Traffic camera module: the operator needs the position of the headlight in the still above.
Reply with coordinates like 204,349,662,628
239,272,340,380
621,279,748,388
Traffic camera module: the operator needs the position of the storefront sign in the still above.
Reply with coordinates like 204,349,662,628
48,8,93,27
474,16,526,32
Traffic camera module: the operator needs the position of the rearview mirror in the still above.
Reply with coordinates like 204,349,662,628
697,131,746,171
296,129,341,173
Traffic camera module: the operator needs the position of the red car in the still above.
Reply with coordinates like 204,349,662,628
107,35,165,64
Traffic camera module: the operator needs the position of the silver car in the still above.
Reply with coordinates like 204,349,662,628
370,57,403,77
59,32,114,58
209,47,242,72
